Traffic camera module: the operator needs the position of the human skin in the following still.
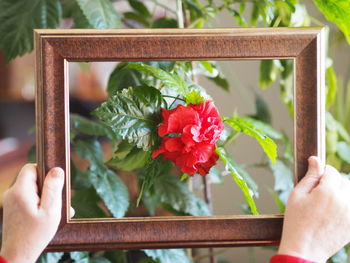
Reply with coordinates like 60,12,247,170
278,156,350,262
0,164,68,263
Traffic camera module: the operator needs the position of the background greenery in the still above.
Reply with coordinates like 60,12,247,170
0,0,350,262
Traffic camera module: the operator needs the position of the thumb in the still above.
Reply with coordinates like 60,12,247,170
295,156,324,194
40,167,64,213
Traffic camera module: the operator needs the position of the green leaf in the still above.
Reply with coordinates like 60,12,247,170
152,17,178,28
70,114,116,140
326,65,338,109
71,188,106,218
250,92,272,124
61,0,92,28
93,85,162,151
76,0,120,29
215,146,259,215
242,117,282,140
128,0,151,18
337,141,350,164
28,145,36,163
71,252,89,263
259,60,280,89
125,63,190,96
269,159,293,205
326,112,350,142
184,90,205,105
225,117,277,164
313,0,350,44
0,0,62,61
74,140,130,218
38,253,64,263
143,249,193,263
107,62,143,95
107,143,151,172
123,12,150,27
145,174,211,216
91,257,112,263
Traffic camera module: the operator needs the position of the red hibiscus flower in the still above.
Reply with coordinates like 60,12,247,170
152,100,224,176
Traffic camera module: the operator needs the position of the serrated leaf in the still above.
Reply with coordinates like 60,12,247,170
76,0,120,29
225,117,277,164
38,253,64,263
0,0,62,61
70,114,116,140
93,85,162,151
143,249,193,263
184,90,205,105
125,63,190,95
74,140,130,218
242,117,282,140
71,188,106,218
61,0,92,28
313,0,350,44
337,141,350,164
216,146,258,215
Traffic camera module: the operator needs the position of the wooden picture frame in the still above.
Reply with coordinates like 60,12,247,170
35,28,325,251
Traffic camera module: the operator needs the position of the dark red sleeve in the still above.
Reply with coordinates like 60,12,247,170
270,255,316,263
0,256,8,263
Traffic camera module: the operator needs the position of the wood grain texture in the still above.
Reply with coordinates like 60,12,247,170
35,28,325,251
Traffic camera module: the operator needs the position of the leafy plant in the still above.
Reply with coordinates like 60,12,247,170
0,0,349,262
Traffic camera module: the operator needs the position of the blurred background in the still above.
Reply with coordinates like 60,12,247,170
0,0,349,262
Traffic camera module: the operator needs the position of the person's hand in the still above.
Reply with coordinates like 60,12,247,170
278,156,350,263
0,164,65,263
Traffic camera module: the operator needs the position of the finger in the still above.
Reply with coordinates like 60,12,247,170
15,163,38,193
40,167,65,213
295,156,324,194
70,207,75,219
318,165,342,188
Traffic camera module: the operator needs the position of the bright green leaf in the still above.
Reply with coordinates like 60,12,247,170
143,249,193,263
242,117,282,140
313,0,350,44
216,146,258,215
225,117,277,164
93,85,162,151
326,65,338,109
0,0,62,61
184,90,205,105
76,0,120,29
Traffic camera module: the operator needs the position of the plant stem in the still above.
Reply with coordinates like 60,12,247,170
176,0,185,28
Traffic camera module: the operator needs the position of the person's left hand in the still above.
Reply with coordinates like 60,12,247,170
0,164,70,263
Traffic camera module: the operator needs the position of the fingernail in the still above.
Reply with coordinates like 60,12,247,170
51,167,64,179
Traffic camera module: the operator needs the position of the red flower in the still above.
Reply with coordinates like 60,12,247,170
152,100,224,176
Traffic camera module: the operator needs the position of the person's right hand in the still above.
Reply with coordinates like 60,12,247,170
278,156,350,263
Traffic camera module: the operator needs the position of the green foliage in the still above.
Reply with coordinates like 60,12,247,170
107,141,151,172
143,249,192,263
224,116,278,164
71,188,106,218
216,146,258,215
37,253,64,263
184,90,205,105
0,0,62,61
125,63,190,96
74,139,130,218
76,0,120,29
313,0,350,44
93,85,162,151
